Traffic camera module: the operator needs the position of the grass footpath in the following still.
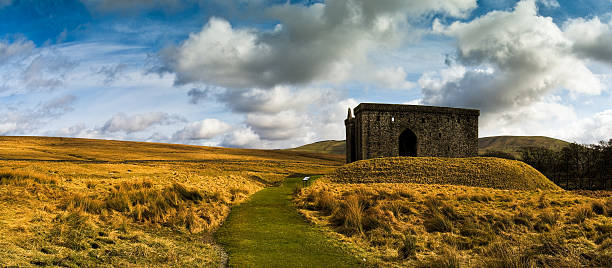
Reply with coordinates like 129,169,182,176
215,176,365,267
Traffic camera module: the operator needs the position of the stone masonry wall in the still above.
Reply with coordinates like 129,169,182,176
346,103,479,162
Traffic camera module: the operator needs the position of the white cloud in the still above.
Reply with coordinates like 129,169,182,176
479,96,612,144
162,0,477,89
564,17,612,64
101,112,184,133
0,40,77,95
538,0,559,8
370,66,415,90
566,109,612,144
245,111,308,141
422,0,603,116
0,38,34,64
221,86,324,114
222,127,261,148
172,118,231,140
0,95,76,135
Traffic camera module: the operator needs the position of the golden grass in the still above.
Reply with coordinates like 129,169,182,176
0,136,343,266
330,157,561,190
295,180,612,267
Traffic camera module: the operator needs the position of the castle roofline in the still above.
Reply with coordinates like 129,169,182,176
353,103,480,116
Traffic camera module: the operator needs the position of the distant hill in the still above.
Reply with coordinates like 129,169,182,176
290,136,570,158
287,140,346,155
478,136,570,157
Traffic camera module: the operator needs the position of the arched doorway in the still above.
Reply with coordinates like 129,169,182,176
399,128,417,157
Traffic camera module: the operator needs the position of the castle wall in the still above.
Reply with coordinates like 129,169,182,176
346,103,479,162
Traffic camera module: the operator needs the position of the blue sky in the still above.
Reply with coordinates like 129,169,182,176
1,0,612,148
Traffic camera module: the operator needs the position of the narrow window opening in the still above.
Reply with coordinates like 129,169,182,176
422,118,426,123
391,117,395,122
376,115,380,121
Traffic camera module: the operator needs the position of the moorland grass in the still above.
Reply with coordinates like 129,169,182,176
215,176,366,268
296,181,612,267
330,157,560,190
0,136,344,266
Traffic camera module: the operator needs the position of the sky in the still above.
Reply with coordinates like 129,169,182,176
1,0,612,149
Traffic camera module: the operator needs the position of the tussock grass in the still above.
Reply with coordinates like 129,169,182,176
296,181,612,267
0,136,344,266
0,170,57,186
330,157,560,190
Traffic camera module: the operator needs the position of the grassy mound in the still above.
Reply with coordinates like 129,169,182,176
330,157,561,191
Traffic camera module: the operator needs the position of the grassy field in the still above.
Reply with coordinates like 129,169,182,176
296,180,612,267
330,157,560,190
0,136,344,266
3,136,610,267
215,176,366,267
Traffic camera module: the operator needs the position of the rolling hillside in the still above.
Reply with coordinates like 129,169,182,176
287,140,346,155
0,136,344,267
290,136,570,157
478,135,570,157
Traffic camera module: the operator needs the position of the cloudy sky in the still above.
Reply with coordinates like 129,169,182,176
1,0,612,148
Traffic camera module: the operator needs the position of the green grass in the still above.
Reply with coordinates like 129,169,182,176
478,136,570,158
287,140,346,155
215,176,365,267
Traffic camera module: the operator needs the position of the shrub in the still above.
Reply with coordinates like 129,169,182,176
480,151,517,160
315,190,338,215
331,194,365,235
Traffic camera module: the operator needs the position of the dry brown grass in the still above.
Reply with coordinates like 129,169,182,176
295,180,612,267
330,157,560,190
0,136,343,266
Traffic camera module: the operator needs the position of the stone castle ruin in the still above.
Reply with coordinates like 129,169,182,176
345,103,480,163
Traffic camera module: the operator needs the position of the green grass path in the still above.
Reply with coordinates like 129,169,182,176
215,177,364,267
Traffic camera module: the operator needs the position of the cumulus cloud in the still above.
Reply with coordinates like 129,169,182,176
221,127,261,148
187,83,358,148
573,109,612,143
370,67,415,90
421,0,603,116
162,0,476,89
245,111,308,141
172,118,231,141
101,112,184,133
479,96,612,144
564,17,612,64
